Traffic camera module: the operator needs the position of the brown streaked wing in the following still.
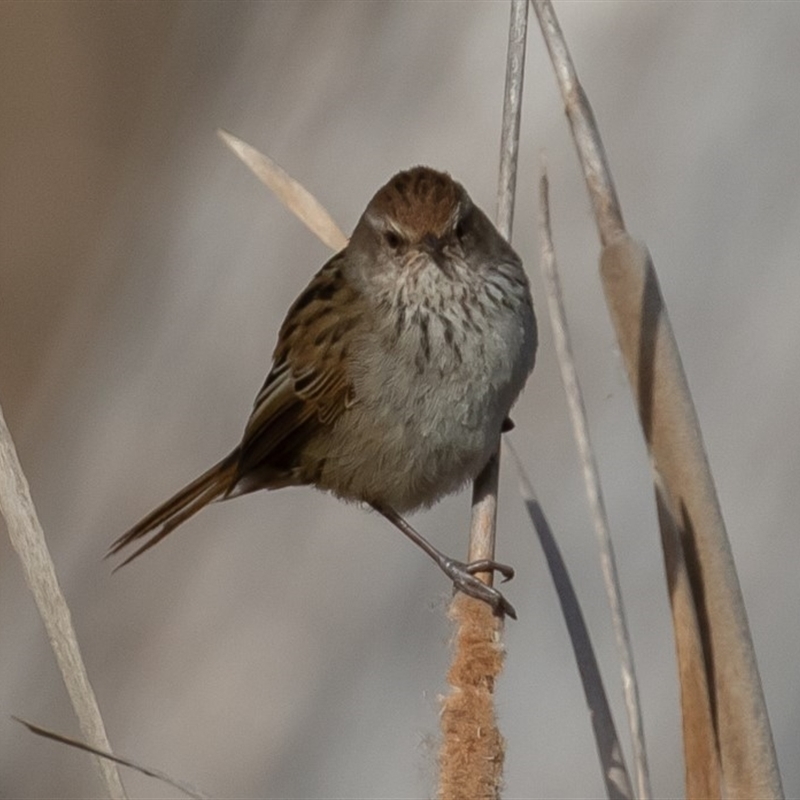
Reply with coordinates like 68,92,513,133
235,252,361,481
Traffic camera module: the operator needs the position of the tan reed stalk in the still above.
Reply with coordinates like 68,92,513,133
533,2,783,796
0,404,127,798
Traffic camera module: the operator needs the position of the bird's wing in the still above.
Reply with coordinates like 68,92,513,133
234,251,363,484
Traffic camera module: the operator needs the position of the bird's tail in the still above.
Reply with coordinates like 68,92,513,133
108,450,240,569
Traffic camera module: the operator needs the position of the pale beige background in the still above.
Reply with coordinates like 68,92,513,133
1,2,798,798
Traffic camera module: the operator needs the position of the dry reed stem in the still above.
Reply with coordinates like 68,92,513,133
466,0,529,581
440,1,529,795
601,241,783,799
218,129,348,252
532,1,623,246
654,482,722,799
536,170,642,798
438,595,506,800
534,2,783,796
15,717,210,800
508,442,634,800
0,405,126,798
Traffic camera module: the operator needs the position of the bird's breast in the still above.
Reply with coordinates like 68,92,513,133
323,274,533,511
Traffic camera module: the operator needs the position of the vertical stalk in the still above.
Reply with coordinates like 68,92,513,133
439,3,529,799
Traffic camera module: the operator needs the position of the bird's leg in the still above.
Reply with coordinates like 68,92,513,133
372,504,517,619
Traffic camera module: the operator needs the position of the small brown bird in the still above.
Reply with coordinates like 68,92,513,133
110,166,537,617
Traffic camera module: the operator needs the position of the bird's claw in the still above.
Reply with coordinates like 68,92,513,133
463,558,515,583
441,558,517,620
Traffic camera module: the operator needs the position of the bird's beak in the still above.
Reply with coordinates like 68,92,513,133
420,233,453,274
420,232,442,253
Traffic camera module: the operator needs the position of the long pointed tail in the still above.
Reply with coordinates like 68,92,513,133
108,450,240,569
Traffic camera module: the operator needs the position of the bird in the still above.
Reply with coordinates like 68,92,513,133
109,166,537,618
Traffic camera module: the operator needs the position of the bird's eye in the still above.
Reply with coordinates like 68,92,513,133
384,230,402,249
454,219,468,241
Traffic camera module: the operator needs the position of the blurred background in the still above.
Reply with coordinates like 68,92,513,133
1,2,798,797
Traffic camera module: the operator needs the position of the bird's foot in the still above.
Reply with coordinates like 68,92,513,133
440,557,517,620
